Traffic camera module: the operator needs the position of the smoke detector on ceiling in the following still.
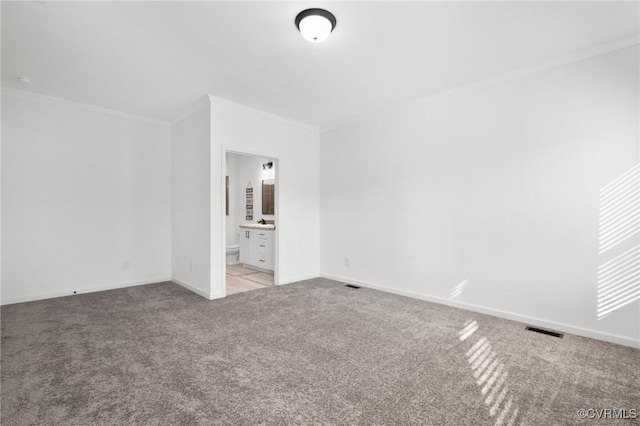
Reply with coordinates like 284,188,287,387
17,76,33,84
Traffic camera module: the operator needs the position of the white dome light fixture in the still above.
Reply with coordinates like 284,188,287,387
295,8,336,43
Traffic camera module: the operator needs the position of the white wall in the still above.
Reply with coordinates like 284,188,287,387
211,96,320,296
1,91,172,304
171,100,212,298
236,154,276,226
320,46,639,346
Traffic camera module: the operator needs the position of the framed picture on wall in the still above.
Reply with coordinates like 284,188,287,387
246,182,254,220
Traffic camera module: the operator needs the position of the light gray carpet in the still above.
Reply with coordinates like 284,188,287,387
1,279,639,425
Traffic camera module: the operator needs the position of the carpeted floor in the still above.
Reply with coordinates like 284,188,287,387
1,279,639,425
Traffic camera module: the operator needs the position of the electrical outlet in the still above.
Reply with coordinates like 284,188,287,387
123,260,131,269
345,257,351,267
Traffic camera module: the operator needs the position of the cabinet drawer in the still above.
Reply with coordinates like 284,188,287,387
242,228,274,271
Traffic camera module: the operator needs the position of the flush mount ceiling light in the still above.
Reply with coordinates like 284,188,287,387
17,75,33,84
295,8,337,43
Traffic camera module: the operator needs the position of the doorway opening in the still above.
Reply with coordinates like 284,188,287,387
224,151,278,296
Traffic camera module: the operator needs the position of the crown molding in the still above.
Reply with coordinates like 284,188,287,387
207,94,319,133
170,96,210,125
1,87,171,127
321,34,640,133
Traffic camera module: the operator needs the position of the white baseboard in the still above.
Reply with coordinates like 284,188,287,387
171,277,211,299
0,277,172,306
320,273,640,349
279,273,320,285
240,264,274,274
208,291,226,300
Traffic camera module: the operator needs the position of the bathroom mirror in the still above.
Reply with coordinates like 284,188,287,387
262,179,275,215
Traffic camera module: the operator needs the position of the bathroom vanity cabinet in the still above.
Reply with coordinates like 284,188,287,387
239,226,274,270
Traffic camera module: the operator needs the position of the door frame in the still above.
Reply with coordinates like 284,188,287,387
221,146,280,297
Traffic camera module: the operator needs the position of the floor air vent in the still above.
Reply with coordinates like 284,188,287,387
345,284,361,289
525,326,563,338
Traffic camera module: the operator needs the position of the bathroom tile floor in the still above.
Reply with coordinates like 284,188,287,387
226,265,259,276
225,265,274,295
242,272,275,286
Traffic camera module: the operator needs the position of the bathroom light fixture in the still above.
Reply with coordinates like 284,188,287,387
295,8,336,43
262,162,275,180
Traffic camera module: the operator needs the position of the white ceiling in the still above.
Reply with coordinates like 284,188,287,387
2,1,638,130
